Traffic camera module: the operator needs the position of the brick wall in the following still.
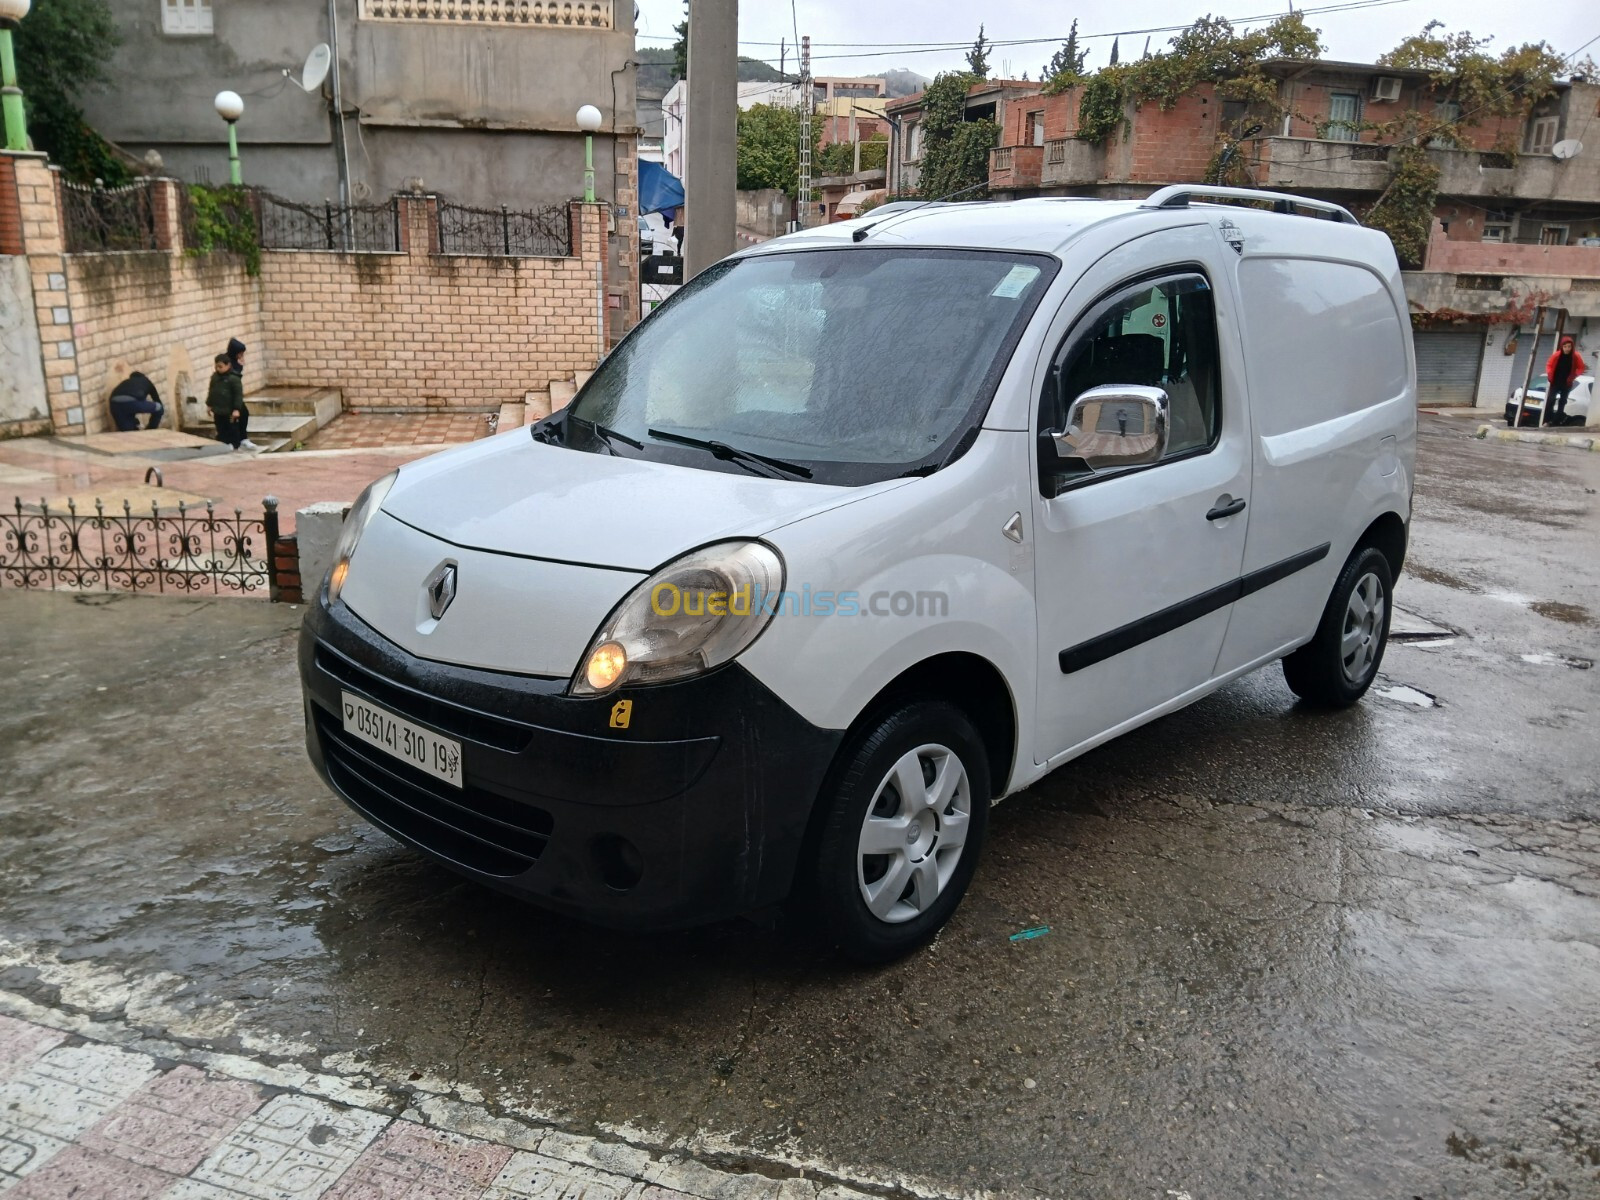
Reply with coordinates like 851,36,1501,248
261,197,606,410
2,152,619,434
1124,89,1224,183
66,251,264,435
0,156,20,255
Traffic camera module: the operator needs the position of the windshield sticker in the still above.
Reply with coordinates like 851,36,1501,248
991,264,1041,299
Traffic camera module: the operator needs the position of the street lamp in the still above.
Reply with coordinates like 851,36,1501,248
0,0,31,153
214,90,244,185
576,104,602,204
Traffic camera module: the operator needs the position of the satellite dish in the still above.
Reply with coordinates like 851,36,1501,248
300,44,332,92
1552,139,1583,160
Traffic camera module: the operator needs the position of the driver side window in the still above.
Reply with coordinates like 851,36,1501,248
1039,273,1222,492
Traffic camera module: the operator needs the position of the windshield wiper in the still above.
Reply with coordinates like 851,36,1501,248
646,428,813,479
573,415,644,455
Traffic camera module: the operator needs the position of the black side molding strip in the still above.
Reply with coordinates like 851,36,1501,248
1059,542,1330,675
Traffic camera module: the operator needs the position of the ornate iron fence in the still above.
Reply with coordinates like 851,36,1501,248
61,180,160,253
1,496,284,598
258,193,401,252
437,200,572,257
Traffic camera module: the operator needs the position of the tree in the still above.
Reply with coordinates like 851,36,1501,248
918,71,997,200
736,103,819,196
1364,24,1565,268
12,0,126,183
966,26,991,78
1044,20,1087,86
671,1,688,81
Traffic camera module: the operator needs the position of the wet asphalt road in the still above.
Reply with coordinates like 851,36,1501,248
1,415,1597,1199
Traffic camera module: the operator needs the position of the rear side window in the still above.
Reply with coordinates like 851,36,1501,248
1238,258,1408,438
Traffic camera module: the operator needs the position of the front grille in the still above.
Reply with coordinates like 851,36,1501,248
314,708,553,878
316,643,534,753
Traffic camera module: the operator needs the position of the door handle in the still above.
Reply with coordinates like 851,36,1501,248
1206,496,1247,521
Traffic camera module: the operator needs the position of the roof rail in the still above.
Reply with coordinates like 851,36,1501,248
1141,185,1360,226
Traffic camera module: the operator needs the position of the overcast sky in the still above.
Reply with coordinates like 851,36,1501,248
633,0,1596,82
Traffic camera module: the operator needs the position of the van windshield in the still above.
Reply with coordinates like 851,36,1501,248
556,247,1057,485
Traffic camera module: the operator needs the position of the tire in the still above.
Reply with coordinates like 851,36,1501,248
1282,546,1394,707
810,701,990,964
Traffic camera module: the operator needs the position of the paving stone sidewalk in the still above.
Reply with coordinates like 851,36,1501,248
0,1008,879,1200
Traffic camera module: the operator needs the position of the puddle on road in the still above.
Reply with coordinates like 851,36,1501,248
1376,685,1438,708
1409,564,1478,592
1529,600,1594,626
1520,653,1594,670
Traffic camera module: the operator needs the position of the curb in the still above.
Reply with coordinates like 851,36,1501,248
1473,423,1600,451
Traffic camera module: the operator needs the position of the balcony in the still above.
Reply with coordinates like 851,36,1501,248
360,0,614,27
1258,137,1600,204
1405,223,1600,319
1041,139,1104,187
989,146,1043,191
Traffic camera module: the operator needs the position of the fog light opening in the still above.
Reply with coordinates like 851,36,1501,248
591,834,644,892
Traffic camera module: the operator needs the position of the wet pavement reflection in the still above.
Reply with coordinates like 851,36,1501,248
1,416,1597,1198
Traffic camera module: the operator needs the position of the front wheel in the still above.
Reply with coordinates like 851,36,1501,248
1282,546,1394,707
810,701,990,964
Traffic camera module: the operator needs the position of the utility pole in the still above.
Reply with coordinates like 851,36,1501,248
684,0,736,276
797,35,812,229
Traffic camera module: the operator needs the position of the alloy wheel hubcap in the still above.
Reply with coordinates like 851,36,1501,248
857,744,971,924
1341,572,1386,684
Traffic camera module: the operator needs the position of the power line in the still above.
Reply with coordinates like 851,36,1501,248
635,0,1419,54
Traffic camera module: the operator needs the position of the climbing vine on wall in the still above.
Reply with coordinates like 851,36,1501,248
916,71,998,199
1060,14,1322,144
186,185,261,275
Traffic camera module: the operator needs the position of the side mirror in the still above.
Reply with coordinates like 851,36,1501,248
1050,385,1170,471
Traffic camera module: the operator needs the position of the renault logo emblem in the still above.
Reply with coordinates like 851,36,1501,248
424,562,457,620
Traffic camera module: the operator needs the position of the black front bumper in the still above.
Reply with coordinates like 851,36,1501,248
299,596,842,930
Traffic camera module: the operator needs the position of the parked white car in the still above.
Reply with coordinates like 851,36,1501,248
302,186,1417,961
1505,373,1593,427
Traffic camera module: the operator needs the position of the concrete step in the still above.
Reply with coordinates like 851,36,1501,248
574,370,594,390
181,386,341,445
549,380,577,412
524,388,552,421
496,402,526,431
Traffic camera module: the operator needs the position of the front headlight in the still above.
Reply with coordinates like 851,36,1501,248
571,540,785,696
326,471,397,603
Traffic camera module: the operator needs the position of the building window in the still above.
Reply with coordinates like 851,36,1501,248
1539,225,1569,246
1046,140,1066,164
904,122,920,160
1026,111,1044,147
1325,92,1362,142
162,0,212,36
994,147,1013,170
359,0,614,29
1482,224,1511,243
1526,115,1559,155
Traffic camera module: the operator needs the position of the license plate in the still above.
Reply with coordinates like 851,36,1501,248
341,691,463,789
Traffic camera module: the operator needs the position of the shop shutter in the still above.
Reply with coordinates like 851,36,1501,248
1412,328,1485,407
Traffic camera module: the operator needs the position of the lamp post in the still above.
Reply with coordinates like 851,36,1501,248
576,104,601,204
0,0,31,153
214,90,244,185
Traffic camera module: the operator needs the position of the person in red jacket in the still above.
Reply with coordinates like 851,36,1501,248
1545,336,1586,425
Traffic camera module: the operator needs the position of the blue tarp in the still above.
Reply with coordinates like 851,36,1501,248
638,160,685,216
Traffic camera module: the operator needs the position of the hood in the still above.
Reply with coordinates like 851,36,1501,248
381,430,908,571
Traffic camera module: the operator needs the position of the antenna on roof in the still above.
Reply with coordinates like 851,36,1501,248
851,179,990,242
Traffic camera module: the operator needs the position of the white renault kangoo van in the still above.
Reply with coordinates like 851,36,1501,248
300,186,1417,961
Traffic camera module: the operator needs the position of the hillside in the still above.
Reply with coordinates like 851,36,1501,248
636,48,790,93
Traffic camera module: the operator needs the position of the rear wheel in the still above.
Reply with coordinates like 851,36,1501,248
1282,546,1393,707
811,701,989,964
